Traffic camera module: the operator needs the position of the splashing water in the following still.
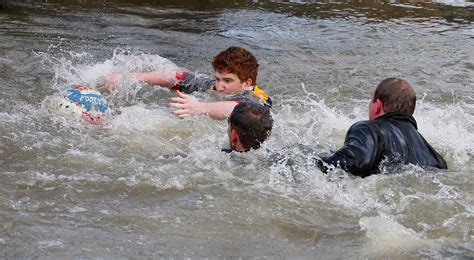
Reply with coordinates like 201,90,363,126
1,2,473,258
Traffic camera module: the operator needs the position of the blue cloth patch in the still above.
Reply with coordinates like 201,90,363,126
66,88,108,113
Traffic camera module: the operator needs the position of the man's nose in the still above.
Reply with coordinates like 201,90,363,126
215,82,225,92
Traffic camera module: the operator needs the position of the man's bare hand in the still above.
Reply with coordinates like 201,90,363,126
103,74,120,93
169,90,208,118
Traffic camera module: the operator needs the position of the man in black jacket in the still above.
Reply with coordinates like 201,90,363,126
318,78,447,177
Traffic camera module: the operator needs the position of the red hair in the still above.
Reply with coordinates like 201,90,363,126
212,46,259,85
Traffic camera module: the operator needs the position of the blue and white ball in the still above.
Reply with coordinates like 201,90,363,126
42,84,110,124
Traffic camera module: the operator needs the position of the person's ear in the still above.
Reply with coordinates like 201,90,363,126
375,99,383,113
243,78,253,89
231,129,239,143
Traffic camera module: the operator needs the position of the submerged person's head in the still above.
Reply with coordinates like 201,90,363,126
212,46,259,94
369,77,417,120
228,101,273,152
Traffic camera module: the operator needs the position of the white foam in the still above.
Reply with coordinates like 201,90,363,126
37,240,64,249
69,206,88,213
360,215,434,255
38,48,179,94
110,104,171,131
432,0,474,6
415,101,473,169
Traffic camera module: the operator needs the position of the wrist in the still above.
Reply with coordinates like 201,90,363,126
198,102,211,115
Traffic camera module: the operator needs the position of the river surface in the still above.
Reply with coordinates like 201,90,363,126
0,0,473,258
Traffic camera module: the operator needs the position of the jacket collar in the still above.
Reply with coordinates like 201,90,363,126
376,112,418,129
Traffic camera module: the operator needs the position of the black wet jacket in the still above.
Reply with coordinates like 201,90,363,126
318,113,447,177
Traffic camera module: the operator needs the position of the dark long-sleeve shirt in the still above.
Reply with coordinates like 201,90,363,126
318,113,447,177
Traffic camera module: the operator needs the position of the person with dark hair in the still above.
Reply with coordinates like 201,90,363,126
226,101,273,152
104,46,271,120
317,78,447,177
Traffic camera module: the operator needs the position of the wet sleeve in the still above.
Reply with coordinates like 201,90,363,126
318,122,383,177
173,72,215,94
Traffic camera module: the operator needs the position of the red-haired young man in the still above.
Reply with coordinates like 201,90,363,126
104,46,271,120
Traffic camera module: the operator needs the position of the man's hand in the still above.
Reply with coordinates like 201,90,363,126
169,90,208,118
103,73,120,93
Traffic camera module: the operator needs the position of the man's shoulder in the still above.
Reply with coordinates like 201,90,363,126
349,120,376,131
349,116,404,132
345,120,383,142
178,72,215,93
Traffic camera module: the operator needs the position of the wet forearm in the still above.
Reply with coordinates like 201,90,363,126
131,71,179,88
201,101,238,120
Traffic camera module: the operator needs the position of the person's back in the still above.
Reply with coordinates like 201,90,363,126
374,113,446,169
318,78,447,177
329,112,447,177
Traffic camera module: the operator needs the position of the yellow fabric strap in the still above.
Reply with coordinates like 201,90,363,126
253,85,269,101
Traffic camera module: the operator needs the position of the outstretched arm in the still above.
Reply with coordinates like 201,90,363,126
169,90,237,120
104,70,181,92
318,122,382,177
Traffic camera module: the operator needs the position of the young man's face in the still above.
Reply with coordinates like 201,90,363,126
214,71,252,94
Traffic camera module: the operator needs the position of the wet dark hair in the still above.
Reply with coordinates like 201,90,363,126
212,46,259,85
373,77,416,115
229,101,273,151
